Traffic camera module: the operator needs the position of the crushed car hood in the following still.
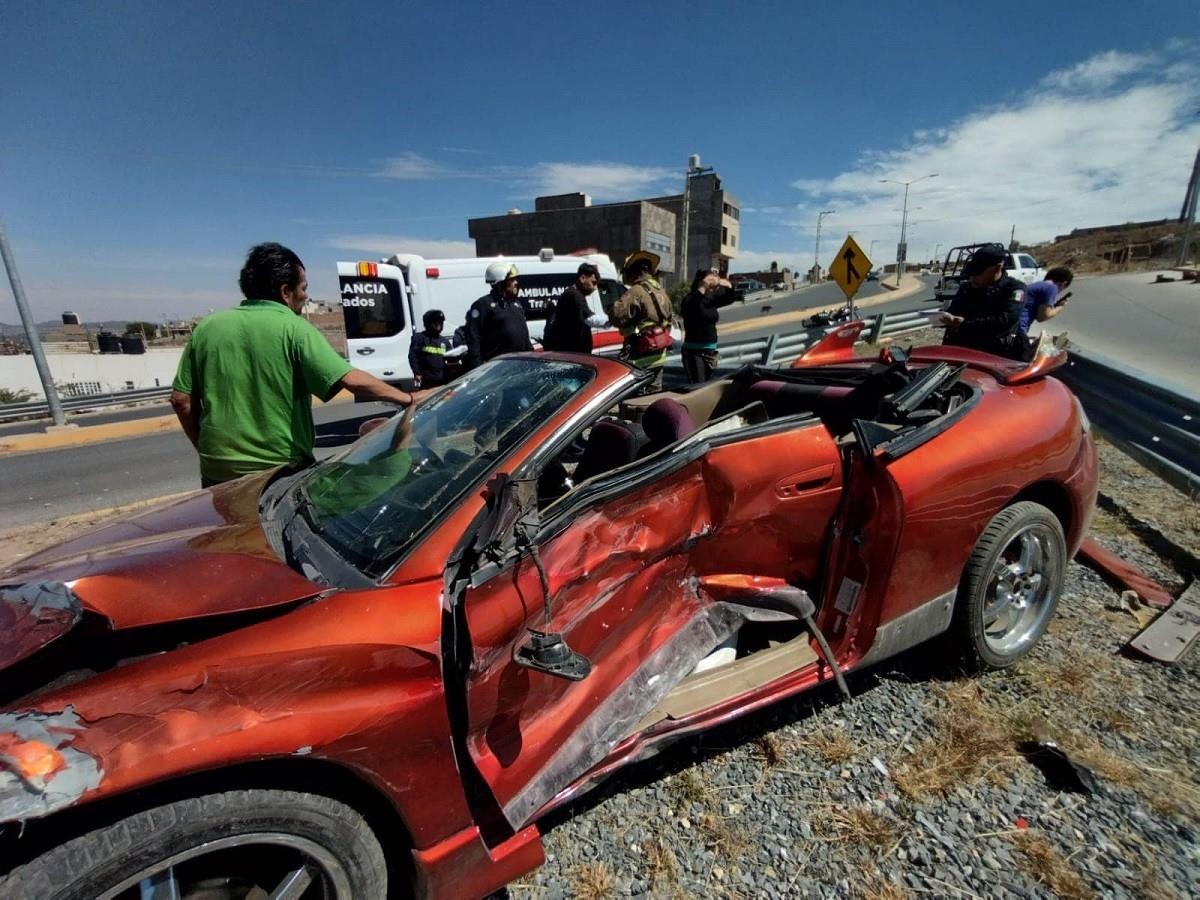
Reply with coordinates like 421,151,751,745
0,472,323,639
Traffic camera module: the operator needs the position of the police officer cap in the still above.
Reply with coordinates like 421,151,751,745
423,309,445,327
963,244,1006,276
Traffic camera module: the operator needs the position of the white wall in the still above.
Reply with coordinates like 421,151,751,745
0,349,184,396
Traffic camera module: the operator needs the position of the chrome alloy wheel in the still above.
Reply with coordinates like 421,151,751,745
98,832,353,900
982,522,1058,656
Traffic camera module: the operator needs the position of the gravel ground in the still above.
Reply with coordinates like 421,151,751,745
510,436,1199,900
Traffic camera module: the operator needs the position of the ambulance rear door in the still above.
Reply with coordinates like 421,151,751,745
338,261,413,385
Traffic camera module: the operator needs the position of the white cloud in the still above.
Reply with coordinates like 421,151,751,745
1039,50,1152,91
527,162,677,200
776,47,1200,268
327,234,477,258
375,152,453,180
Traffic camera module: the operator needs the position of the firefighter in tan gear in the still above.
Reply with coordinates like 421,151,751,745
611,250,673,391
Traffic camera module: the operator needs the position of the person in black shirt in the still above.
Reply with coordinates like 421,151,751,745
681,269,737,383
408,309,461,388
465,262,533,369
940,244,1028,359
543,262,608,353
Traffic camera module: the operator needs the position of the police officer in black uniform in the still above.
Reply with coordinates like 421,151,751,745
408,309,460,388
940,244,1029,359
465,262,533,369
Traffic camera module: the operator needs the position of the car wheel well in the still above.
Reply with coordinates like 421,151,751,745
1010,481,1073,543
0,757,417,896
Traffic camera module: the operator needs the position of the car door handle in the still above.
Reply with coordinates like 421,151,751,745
775,464,835,499
356,347,375,355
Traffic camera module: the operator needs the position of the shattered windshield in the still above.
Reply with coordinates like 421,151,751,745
297,358,593,579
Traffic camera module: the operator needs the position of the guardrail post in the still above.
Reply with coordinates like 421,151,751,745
762,334,779,366
867,313,886,344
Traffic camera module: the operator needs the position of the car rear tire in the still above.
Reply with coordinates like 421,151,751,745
953,501,1066,671
0,789,389,900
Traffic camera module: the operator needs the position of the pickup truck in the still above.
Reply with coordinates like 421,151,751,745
934,244,1046,303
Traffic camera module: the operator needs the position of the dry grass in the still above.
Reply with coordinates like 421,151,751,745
697,812,750,859
814,806,898,850
571,861,616,900
1134,862,1183,900
754,733,787,768
1086,508,1134,539
641,835,681,891
892,682,1017,799
856,868,910,900
1011,832,1095,900
669,767,717,809
803,726,857,766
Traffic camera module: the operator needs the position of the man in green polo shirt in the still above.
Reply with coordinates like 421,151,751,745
171,242,415,487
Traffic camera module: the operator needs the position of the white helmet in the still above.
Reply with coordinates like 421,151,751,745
485,261,519,284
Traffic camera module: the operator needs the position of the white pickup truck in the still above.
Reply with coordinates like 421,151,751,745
935,244,1046,303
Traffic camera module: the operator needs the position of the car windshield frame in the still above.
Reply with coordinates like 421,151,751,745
289,357,596,580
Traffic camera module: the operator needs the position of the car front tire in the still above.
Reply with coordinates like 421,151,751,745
0,789,388,900
953,501,1067,671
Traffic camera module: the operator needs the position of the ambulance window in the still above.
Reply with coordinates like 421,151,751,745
340,276,405,339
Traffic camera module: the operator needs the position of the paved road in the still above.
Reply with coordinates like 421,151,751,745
1029,271,1199,395
0,401,393,528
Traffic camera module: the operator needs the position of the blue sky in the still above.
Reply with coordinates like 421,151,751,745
2,0,1197,320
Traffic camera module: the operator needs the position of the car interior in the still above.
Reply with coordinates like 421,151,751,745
535,355,973,512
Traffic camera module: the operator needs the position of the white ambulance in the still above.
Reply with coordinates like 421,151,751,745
337,249,627,386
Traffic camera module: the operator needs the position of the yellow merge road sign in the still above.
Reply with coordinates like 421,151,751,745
829,235,871,300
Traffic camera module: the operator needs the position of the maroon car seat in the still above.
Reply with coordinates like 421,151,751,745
639,398,696,458
573,420,642,483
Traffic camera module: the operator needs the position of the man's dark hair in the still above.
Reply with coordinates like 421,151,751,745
1045,266,1073,286
690,269,712,292
239,243,305,302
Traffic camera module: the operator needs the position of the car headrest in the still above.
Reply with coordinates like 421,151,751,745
574,420,640,483
642,398,696,448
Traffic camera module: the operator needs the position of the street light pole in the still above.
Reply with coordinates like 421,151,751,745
814,209,835,283
0,221,65,426
880,173,938,286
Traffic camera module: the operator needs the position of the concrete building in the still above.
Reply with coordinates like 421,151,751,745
645,172,740,281
470,193,678,280
467,171,740,287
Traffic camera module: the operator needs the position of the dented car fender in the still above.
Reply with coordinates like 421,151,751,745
0,581,476,850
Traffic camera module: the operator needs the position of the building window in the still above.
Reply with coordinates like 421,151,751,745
722,226,728,245
646,230,672,255
731,234,737,248
723,203,740,221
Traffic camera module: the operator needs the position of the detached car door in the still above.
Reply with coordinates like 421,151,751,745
460,417,844,828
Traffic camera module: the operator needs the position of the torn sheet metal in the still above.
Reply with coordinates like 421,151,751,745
1077,538,1174,609
0,706,103,821
0,582,83,670
1129,581,1200,664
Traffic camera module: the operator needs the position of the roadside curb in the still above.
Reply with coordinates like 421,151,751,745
0,390,357,458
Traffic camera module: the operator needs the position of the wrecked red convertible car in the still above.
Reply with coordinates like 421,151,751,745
0,336,1097,898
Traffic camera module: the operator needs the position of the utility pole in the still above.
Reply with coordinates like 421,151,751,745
1009,224,1016,250
0,222,66,426
880,173,938,286
1179,145,1200,266
814,209,835,283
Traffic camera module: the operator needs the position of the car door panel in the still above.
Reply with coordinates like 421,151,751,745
461,421,844,828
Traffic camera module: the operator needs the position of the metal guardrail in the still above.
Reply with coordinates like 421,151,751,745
0,386,171,424
1055,347,1200,498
